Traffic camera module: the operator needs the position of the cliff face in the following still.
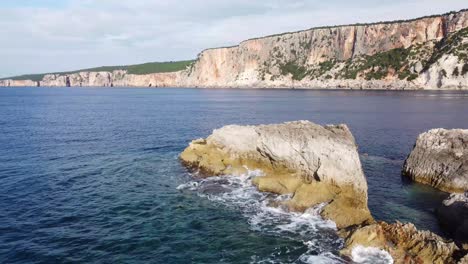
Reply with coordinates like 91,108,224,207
1,10,467,89
183,9,468,89
34,70,181,87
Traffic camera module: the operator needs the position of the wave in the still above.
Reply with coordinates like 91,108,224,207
177,168,392,263
351,245,393,264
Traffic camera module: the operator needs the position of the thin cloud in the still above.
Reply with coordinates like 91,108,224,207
0,0,466,77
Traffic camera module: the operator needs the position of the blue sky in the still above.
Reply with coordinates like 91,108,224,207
0,0,467,77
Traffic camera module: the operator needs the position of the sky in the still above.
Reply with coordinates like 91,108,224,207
0,0,467,78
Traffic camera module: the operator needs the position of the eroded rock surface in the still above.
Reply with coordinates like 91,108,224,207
341,221,462,264
180,121,372,228
403,128,468,193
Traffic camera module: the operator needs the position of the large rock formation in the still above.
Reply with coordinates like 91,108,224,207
1,9,468,89
180,121,372,228
180,121,467,263
402,128,468,193
437,193,468,244
341,221,463,264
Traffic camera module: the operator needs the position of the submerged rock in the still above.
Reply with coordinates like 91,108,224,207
341,221,462,264
180,121,372,228
402,128,468,193
437,192,468,244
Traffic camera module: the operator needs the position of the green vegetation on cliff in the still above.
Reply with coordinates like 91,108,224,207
279,62,308,81
274,25,467,82
423,27,468,71
340,47,415,80
1,60,195,82
125,60,195,75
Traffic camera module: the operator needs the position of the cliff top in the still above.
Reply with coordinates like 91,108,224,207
199,8,468,54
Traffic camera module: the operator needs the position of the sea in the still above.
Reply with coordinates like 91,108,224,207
1,87,467,263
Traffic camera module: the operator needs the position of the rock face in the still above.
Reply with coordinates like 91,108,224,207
180,121,372,228
341,221,462,264
18,70,182,87
402,128,468,193
437,193,468,243
1,9,467,90
182,10,468,90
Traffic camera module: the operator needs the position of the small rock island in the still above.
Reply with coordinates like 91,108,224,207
403,128,468,193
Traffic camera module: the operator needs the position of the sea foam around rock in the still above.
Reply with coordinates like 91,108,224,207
177,169,392,263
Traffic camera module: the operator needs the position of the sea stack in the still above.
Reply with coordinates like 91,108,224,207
402,128,468,193
180,120,373,228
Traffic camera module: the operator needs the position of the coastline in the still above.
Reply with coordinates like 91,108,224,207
2,9,467,91
1,85,467,90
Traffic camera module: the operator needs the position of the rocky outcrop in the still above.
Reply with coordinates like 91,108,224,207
180,121,468,263
402,128,468,193
180,121,372,228
402,129,468,255
1,9,467,89
341,221,462,264
437,193,468,244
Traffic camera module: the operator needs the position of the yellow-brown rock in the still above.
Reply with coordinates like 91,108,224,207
342,221,461,264
180,120,372,228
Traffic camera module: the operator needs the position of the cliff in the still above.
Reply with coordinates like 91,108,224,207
1,9,468,89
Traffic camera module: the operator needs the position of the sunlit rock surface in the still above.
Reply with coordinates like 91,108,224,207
180,120,372,228
2,10,467,89
403,128,468,193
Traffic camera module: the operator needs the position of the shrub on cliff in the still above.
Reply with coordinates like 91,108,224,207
279,62,308,81
462,63,468,76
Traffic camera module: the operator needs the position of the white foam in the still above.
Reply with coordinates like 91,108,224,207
351,245,394,264
176,181,199,190
299,252,346,264
178,169,345,263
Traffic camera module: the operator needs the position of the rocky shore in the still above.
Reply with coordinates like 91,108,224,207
403,128,468,248
341,221,461,263
180,121,468,263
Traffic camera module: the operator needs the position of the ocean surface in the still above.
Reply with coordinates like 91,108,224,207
1,87,467,263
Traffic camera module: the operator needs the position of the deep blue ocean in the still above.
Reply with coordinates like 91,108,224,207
1,87,467,263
